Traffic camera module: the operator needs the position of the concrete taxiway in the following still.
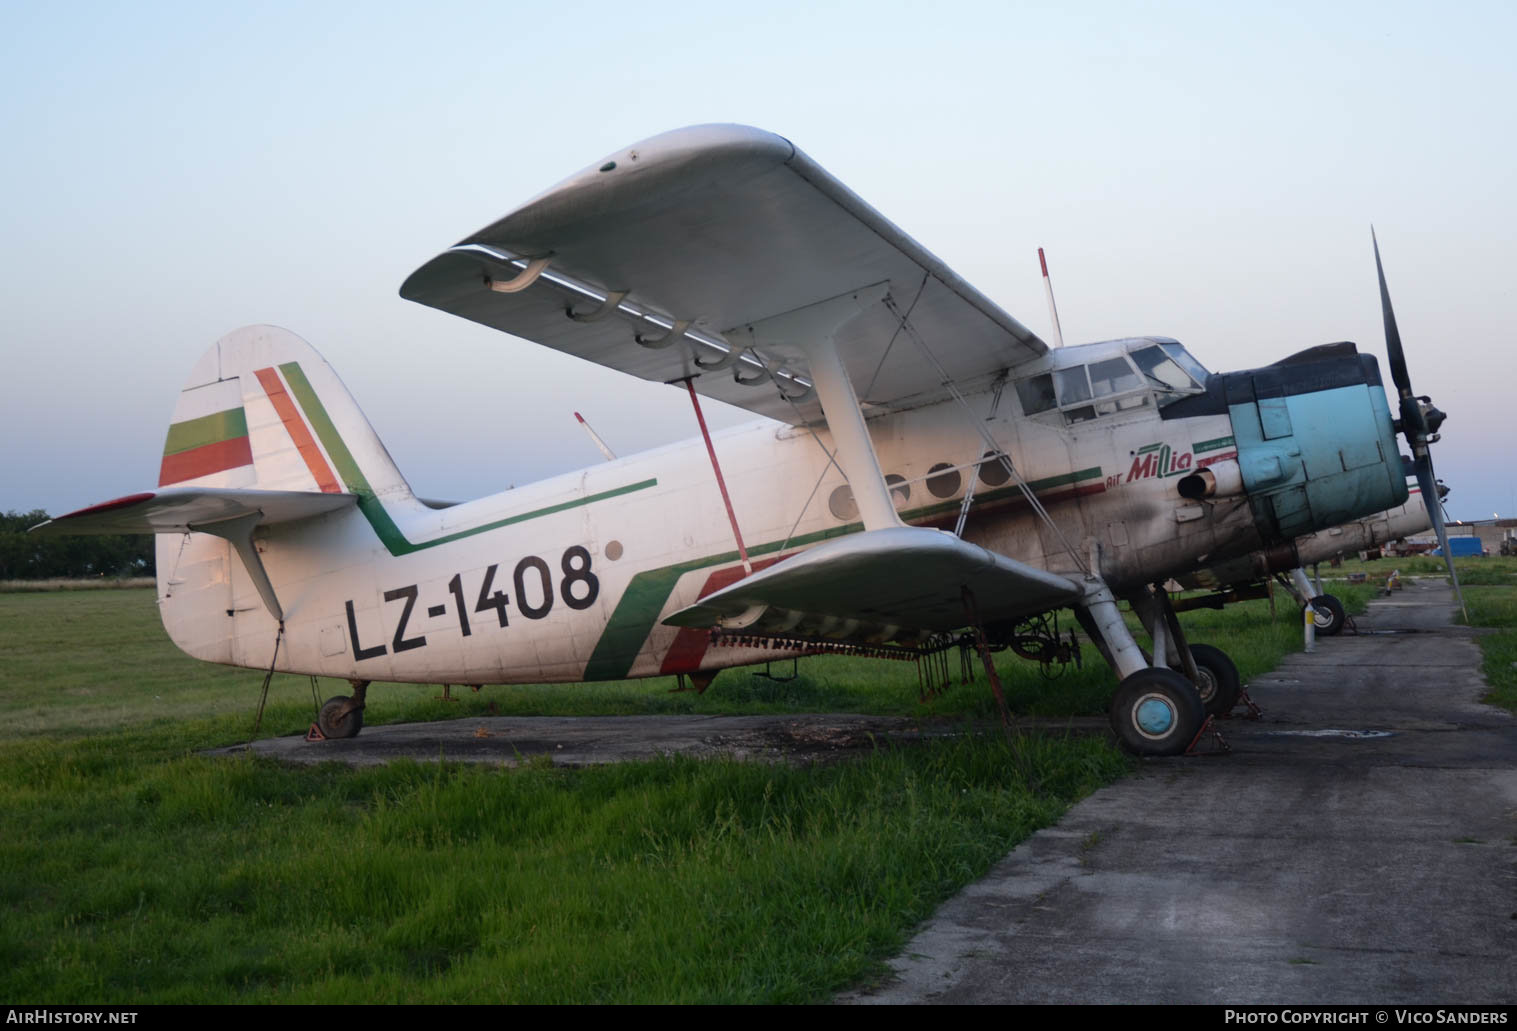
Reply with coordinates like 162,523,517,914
843,580,1517,1005
221,711,978,767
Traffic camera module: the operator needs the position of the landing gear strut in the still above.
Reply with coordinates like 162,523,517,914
1127,585,1240,718
315,679,368,739
1187,643,1241,717
1285,567,1346,636
1076,581,1211,755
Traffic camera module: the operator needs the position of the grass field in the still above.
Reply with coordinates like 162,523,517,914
0,581,1384,1002
1329,554,1517,585
1463,586,1517,713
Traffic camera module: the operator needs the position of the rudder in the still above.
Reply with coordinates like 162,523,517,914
157,325,415,502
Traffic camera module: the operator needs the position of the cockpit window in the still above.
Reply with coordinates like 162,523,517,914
1161,342,1209,386
1014,341,1205,426
1088,356,1143,397
1131,345,1196,392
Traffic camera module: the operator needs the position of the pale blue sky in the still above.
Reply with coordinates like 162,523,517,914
3,0,1513,519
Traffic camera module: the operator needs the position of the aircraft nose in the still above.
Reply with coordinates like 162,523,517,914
1221,349,1408,541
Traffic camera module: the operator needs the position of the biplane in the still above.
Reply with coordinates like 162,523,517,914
35,125,1464,755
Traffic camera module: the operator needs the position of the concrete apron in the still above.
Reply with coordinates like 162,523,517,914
844,579,1517,1005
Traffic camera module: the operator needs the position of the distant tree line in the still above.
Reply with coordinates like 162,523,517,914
0,510,155,580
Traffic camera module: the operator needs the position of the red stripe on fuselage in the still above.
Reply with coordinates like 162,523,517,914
158,437,253,485
658,553,795,675
254,367,342,493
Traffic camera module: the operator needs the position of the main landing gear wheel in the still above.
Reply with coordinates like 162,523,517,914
1308,594,1346,636
1188,643,1241,717
317,696,364,739
1109,668,1206,757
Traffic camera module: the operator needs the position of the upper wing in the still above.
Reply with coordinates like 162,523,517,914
664,527,1082,640
399,125,1047,425
31,488,356,536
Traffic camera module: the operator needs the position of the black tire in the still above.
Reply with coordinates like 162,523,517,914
1308,594,1346,636
1188,643,1241,717
1109,668,1206,757
317,695,364,739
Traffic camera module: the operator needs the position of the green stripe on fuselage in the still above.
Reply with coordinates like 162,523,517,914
583,526,857,682
277,361,656,557
162,408,248,455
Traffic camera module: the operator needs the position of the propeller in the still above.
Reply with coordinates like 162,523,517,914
1373,229,1468,620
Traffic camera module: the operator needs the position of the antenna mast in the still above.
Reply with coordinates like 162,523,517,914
1039,247,1065,349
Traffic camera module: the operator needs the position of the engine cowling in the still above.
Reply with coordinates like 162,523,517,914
1165,342,1408,544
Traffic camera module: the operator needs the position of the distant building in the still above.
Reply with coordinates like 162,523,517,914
1445,518,1517,556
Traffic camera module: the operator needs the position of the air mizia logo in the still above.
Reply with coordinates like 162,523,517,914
1126,441,1194,482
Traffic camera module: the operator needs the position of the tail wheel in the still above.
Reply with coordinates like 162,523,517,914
1188,643,1241,716
1308,594,1346,636
1109,668,1206,756
317,696,364,739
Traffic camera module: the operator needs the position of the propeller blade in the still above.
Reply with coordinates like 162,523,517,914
1373,228,1413,398
1414,453,1468,623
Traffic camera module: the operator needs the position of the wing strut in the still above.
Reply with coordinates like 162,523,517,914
884,295,1091,576
739,282,899,531
682,378,753,575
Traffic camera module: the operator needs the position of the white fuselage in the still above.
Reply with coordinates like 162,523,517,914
158,347,1261,686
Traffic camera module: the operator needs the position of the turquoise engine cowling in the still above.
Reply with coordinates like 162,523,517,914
1167,343,1408,542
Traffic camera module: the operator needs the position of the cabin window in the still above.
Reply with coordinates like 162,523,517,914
828,485,858,521
926,462,961,499
1016,374,1056,415
1054,366,1091,406
1094,394,1150,417
978,450,1012,487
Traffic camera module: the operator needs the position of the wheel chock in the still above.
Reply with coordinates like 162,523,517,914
1185,715,1230,756
1216,687,1263,721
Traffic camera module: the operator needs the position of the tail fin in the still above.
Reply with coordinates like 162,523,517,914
158,325,415,502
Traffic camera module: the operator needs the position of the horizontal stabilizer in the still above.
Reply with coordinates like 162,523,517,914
664,527,1082,640
31,488,357,536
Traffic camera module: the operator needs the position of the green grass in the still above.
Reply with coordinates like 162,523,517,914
0,728,1125,1003
1330,555,1517,585
0,583,1372,1002
0,577,156,592
1462,584,1517,713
